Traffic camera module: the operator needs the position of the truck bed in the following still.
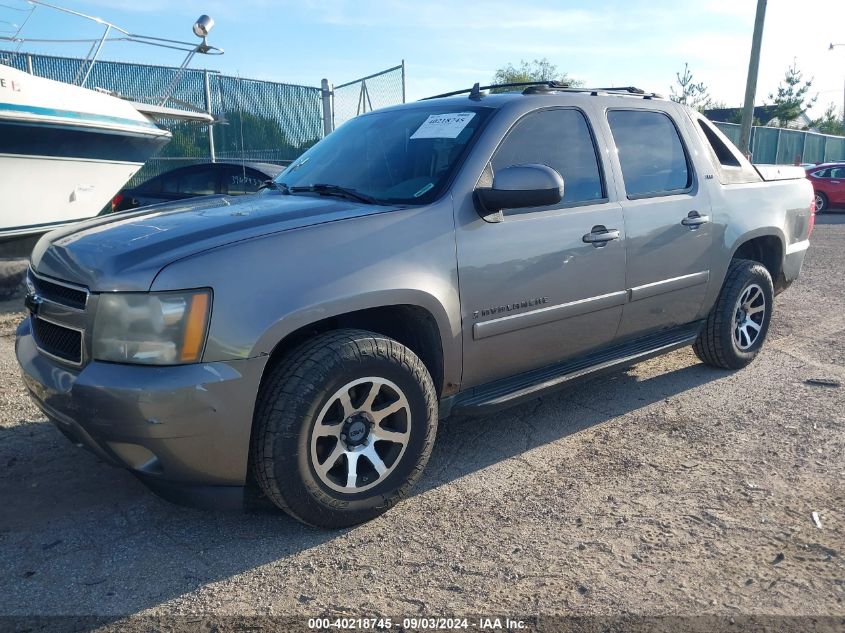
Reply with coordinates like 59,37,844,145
754,164,807,181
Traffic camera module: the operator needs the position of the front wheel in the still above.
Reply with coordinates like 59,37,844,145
251,329,438,528
693,259,774,370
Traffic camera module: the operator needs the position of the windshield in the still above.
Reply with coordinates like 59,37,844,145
276,105,493,205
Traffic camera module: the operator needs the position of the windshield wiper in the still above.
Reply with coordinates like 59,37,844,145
289,183,378,205
258,180,290,193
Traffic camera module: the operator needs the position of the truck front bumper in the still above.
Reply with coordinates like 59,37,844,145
15,318,268,510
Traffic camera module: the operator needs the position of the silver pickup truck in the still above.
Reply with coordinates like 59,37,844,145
16,83,814,528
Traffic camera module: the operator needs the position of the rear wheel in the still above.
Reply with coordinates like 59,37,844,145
251,329,437,528
814,191,828,214
693,259,774,370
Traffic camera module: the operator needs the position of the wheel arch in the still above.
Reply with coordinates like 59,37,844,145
254,296,453,399
729,232,784,283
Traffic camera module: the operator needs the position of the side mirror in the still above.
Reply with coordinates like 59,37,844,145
474,164,564,222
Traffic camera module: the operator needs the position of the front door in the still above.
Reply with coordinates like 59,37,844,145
456,107,627,389
605,108,714,339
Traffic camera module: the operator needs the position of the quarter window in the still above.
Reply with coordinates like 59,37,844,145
492,109,604,204
607,110,691,197
697,119,741,167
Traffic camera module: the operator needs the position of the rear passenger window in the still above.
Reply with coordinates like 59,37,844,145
492,108,604,204
607,110,691,198
178,169,217,195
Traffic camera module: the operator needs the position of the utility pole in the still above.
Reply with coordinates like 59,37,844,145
320,78,333,136
740,0,767,157
830,44,845,127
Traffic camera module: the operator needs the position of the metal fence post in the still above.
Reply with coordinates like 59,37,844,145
749,126,756,162
203,69,216,162
401,59,406,103
25,53,33,75
321,78,334,136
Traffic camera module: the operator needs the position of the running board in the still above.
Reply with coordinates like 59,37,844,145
447,322,703,416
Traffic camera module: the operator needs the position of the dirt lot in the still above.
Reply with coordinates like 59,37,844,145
1,218,843,628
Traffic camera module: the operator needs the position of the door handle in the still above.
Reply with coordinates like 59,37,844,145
582,226,620,246
681,211,710,228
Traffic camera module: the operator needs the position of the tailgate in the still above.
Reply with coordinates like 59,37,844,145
754,164,807,181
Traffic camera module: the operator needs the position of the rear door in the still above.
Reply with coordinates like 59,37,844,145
830,167,845,205
605,108,713,339
456,107,627,388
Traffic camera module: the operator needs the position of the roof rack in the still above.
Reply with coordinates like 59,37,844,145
422,82,663,101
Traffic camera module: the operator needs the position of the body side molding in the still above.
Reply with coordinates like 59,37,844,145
472,290,628,340
628,271,710,302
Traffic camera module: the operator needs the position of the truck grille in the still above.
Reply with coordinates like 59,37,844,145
32,317,83,365
29,273,88,310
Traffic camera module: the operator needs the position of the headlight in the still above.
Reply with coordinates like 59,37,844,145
92,290,211,365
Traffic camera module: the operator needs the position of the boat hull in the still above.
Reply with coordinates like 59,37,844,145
0,65,172,240
0,153,157,236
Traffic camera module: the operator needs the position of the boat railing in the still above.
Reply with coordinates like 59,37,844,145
0,0,222,105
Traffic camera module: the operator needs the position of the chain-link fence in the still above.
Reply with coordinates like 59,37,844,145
1,50,405,185
713,121,845,164
332,63,405,129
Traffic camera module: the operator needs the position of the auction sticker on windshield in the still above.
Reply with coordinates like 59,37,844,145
411,112,475,139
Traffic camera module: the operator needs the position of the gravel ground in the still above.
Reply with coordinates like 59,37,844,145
1,218,843,627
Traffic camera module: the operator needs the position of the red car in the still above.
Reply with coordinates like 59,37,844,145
805,163,845,213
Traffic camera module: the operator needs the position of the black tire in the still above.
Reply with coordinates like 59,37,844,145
251,329,438,528
693,259,774,370
814,191,828,214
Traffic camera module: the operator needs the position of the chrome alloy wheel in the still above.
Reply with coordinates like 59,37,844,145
310,377,411,493
733,283,766,350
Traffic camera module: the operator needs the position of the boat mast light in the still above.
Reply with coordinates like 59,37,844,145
193,15,214,39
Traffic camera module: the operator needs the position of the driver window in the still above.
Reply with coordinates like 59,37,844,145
492,109,605,204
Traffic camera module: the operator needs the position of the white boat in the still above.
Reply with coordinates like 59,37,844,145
0,65,173,237
0,0,221,247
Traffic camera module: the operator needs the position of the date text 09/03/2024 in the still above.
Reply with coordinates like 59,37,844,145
306,617,528,630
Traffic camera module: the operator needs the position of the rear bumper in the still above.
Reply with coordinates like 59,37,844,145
776,239,810,294
15,318,268,510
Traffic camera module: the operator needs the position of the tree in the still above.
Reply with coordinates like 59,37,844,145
159,122,209,158
216,111,291,154
812,102,845,136
491,58,583,91
768,60,817,127
670,63,712,112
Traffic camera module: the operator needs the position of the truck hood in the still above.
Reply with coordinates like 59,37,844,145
31,193,397,291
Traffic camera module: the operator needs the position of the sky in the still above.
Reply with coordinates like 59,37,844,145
3,0,845,116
